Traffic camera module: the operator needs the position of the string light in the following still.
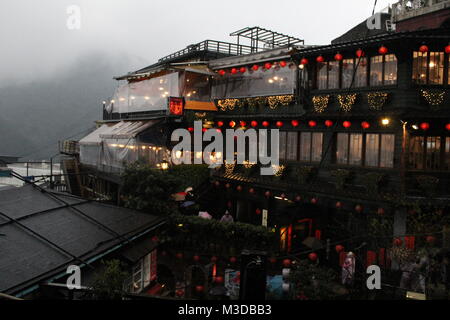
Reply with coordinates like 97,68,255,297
312,95,330,113
267,95,294,109
217,99,239,111
367,92,389,111
421,89,445,107
338,94,357,112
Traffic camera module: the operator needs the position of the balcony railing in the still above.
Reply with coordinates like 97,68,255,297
392,0,450,22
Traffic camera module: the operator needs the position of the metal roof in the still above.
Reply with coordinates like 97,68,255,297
230,27,304,48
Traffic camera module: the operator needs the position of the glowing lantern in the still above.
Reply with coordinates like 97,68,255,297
446,123,450,131
217,121,224,127
276,121,284,128
229,121,236,128
176,252,183,259
193,255,200,262
262,121,270,127
215,276,224,284
325,120,334,128
291,120,299,127
151,236,159,242
334,53,343,61
249,188,255,194
419,45,429,53
265,191,272,198
188,127,194,133
377,208,385,216
279,61,287,68
308,120,317,128
225,183,231,189
336,201,343,209
283,259,291,267
308,253,318,262
295,195,302,202
446,45,450,54
420,122,430,131
240,67,247,73
394,238,403,247
316,55,324,63
251,120,258,127
230,256,237,264
270,257,277,264
300,58,309,65
202,128,207,133
378,46,388,55
214,181,220,187
176,289,184,297
426,236,436,244
252,65,259,71
311,197,318,205
218,70,226,76
240,121,247,127
361,121,370,129
255,208,262,215
356,49,365,58
280,193,286,199
264,62,272,70
343,121,352,128
210,256,218,263
231,68,238,74
195,285,204,293
355,204,363,213
236,185,243,192
336,245,344,253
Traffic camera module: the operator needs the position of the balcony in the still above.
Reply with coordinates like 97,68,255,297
392,0,450,22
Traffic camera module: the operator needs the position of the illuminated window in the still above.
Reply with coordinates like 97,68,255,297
279,131,287,160
328,61,340,89
370,54,397,86
370,56,383,86
409,135,450,170
317,62,328,90
413,51,444,85
342,59,355,88
286,132,299,161
336,133,363,166
300,132,323,162
365,134,395,168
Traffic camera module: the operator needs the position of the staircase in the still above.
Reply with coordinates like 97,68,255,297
61,158,83,197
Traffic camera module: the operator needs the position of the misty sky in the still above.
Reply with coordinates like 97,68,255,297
0,0,396,87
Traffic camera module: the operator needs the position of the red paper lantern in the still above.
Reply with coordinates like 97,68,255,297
377,208,385,216
151,236,159,242
355,204,363,213
230,256,237,264
236,185,243,192
419,45,429,53
270,257,277,264
308,253,318,262
361,121,370,129
311,197,318,205
280,193,286,199
336,201,343,209
445,45,450,54
316,55,324,63
378,46,388,55
251,120,258,128
308,120,317,128
176,289,184,297
217,121,224,127
218,69,226,76
264,62,272,70
325,120,334,128
300,58,309,65
276,121,284,128
265,191,272,198
282,259,292,267
240,121,247,127
262,121,270,127
195,285,204,293
334,53,343,61
420,122,430,131
214,181,220,187
335,245,344,253
227,201,233,208
215,276,224,284
394,238,403,246
252,64,259,71
446,123,450,131
240,67,247,73
202,128,207,133
193,255,200,262
356,49,365,58
295,195,302,202
249,188,255,194
255,208,262,215
225,183,231,189
229,121,236,128
279,61,287,68
211,256,218,263
188,127,194,133
291,120,299,127
426,236,436,244
176,252,183,259
343,121,352,128
231,68,238,74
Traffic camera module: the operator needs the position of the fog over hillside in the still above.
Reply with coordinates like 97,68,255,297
0,52,146,160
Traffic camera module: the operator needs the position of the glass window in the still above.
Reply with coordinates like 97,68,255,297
428,52,444,85
384,54,398,85
279,131,287,160
183,72,211,102
349,134,363,165
328,61,340,89
365,134,380,167
412,51,428,84
426,136,441,170
300,132,312,162
409,136,425,169
445,137,450,170
212,65,296,99
317,62,328,90
355,57,368,87
342,59,354,89
311,133,323,162
286,132,298,161
336,133,362,165
370,55,383,86
336,133,349,165
380,134,395,168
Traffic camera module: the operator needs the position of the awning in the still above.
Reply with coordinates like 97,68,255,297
78,123,116,146
185,100,218,111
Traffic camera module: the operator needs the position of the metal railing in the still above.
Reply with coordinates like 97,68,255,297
392,0,450,21
158,40,255,63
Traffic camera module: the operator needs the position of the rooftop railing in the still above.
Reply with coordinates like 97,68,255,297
392,0,450,21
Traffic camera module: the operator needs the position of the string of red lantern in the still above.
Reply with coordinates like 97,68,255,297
217,60,291,75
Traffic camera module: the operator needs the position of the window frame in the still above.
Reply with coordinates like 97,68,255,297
412,51,449,86
299,132,323,163
408,134,450,171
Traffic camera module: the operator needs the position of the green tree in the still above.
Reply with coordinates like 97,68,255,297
91,260,129,300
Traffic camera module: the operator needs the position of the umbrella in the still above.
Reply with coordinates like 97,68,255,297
172,192,187,201
199,212,212,220
180,201,195,208
302,237,324,250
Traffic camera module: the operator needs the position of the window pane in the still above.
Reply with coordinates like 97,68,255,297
349,134,363,165
300,132,312,162
317,62,328,90
409,136,425,169
355,57,368,87
365,134,380,167
279,131,287,160
426,136,441,170
342,59,354,88
370,55,383,86
380,134,395,168
336,133,349,164
428,52,444,85
445,137,450,170
384,54,397,85
328,61,340,89
311,133,323,162
412,51,428,84
286,132,298,161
